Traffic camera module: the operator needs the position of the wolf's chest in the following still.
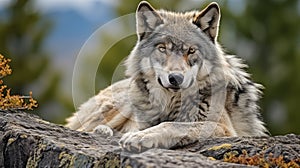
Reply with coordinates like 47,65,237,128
160,93,210,122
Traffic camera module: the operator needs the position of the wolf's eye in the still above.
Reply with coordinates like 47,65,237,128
157,44,166,53
188,47,196,55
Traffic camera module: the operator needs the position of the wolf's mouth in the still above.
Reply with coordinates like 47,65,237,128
157,77,180,91
157,77,195,92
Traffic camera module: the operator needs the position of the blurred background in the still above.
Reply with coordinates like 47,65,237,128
0,0,299,135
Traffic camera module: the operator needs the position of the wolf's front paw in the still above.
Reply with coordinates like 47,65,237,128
119,130,162,152
93,125,113,137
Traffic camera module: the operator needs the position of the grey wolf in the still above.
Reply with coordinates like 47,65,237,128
66,1,268,152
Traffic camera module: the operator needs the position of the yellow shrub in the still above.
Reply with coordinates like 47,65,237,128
0,54,38,110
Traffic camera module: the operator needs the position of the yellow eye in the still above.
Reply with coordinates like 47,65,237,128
157,44,166,53
188,47,195,54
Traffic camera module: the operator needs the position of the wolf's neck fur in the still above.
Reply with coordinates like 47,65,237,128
130,72,222,128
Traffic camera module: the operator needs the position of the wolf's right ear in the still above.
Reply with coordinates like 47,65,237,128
193,2,220,43
136,1,163,41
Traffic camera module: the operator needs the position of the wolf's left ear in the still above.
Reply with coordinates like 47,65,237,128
136,1,163,41
193,2,220,42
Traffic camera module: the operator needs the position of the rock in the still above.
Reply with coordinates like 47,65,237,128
0,110,299,167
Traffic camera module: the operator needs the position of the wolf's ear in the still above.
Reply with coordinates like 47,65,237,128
136,1,163,41
193,2,220,42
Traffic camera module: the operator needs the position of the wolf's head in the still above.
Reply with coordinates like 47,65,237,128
126,1,227,92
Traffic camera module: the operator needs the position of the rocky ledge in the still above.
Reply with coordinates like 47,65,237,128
0,110,299,167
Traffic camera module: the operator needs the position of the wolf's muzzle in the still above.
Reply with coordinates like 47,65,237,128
168,73,184,87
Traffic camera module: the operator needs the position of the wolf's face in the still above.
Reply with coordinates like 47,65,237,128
144,35,201,92
126,1,223,92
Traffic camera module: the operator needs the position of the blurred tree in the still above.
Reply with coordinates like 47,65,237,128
0,0,51,93
220,0,300,135
0,0,68,123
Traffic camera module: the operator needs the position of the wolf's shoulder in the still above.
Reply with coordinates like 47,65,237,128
95,78,131,99
102,78,131,92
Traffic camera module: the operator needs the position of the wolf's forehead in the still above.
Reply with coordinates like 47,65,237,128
158,10,196,22
157,10,200,41
158,35,189,50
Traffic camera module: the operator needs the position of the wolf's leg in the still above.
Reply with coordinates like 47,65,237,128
119,121,236,152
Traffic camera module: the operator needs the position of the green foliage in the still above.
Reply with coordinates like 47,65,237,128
220,0,300,134
0,0,51,92
0,0,68,122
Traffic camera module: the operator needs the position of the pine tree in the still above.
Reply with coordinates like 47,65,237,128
221,0,300,134
0,0,64,122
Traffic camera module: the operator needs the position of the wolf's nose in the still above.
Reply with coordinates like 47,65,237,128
168,73,184,86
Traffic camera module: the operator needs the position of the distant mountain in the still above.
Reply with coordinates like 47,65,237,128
44,4,115,58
